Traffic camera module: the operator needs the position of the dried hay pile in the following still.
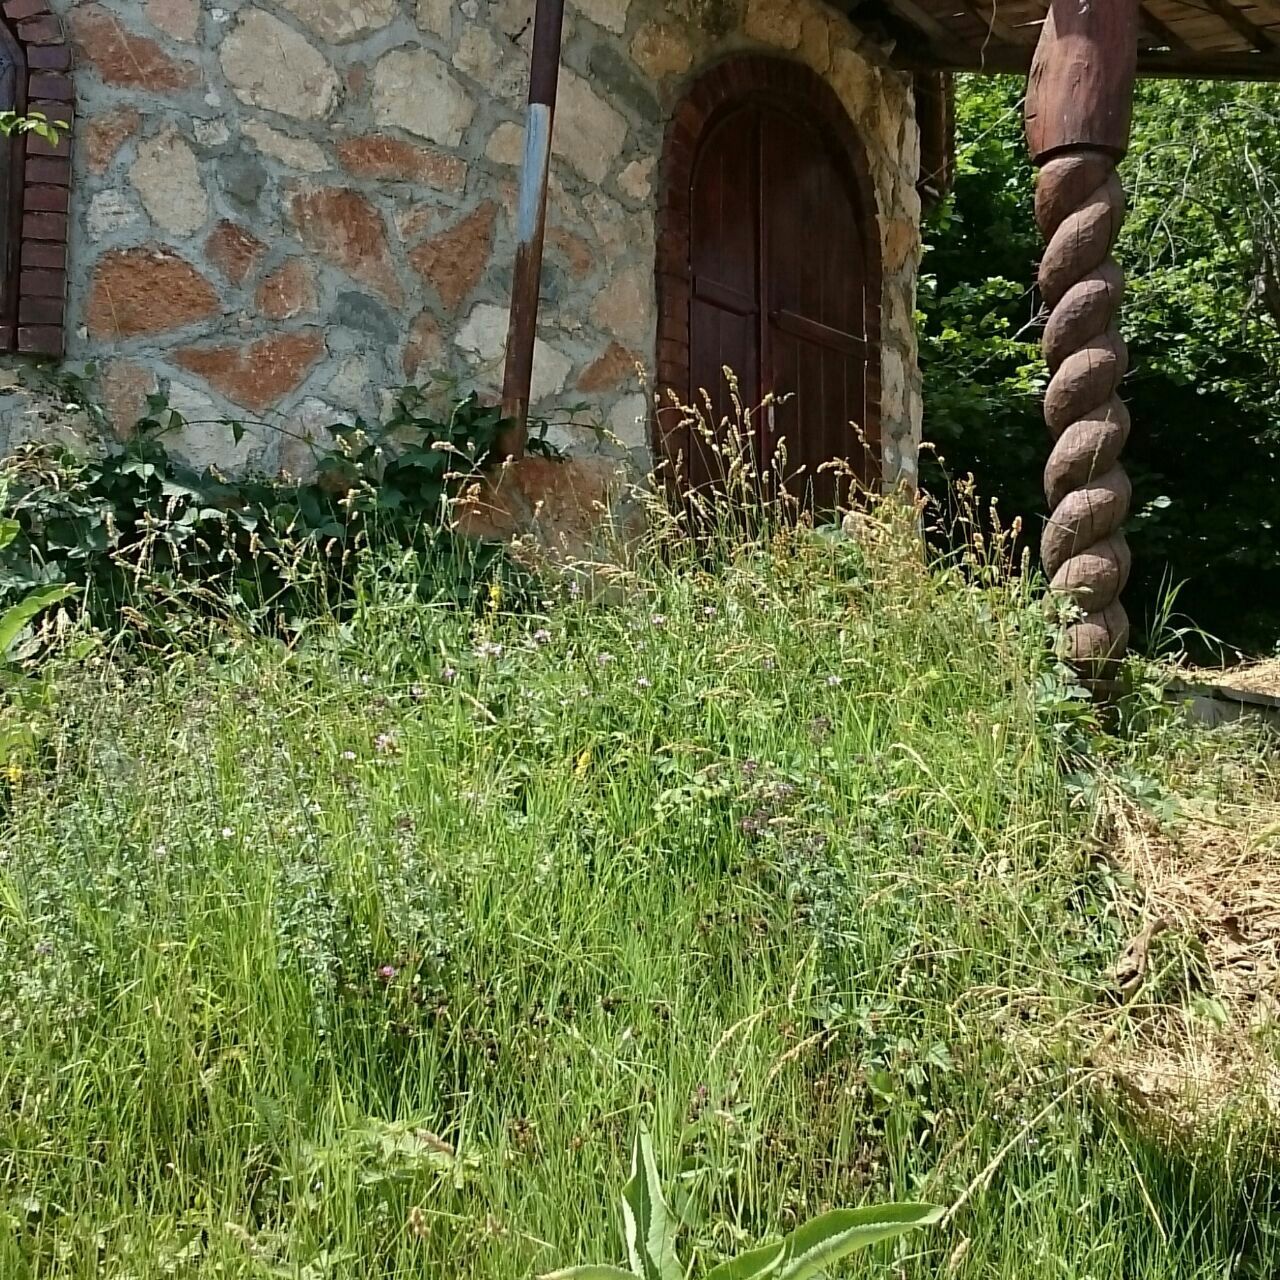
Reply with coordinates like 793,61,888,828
1096,785,1280,1135
1220,659,1280,698
1189,657,1280,699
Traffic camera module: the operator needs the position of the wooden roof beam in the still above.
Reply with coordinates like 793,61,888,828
954,1,1034,46
891,41,1280,79
873,0,952,43
1199,0,1276,51
1241,0,1280,23
872,0,1191,51
1140,10,1195,52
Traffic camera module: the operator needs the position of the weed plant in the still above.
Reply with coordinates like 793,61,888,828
0,397,1276,1278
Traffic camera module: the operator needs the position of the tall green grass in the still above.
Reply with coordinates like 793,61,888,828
0,505,1275,1279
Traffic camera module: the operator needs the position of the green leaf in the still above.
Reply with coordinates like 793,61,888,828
0,584,75,656
0,516,18,551
704,1241,786,1280
160,478,203,501
621,1129,683,1280
539,1268,636,1280
773,1204,943,1280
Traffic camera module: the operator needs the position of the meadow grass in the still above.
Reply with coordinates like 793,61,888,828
0,505,1276,1279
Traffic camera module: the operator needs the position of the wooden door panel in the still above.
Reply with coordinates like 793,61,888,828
687,105,759,490
684,91,872,507
771,308,866,356
689,303,758,483
759,103,870,504
766,335,861,509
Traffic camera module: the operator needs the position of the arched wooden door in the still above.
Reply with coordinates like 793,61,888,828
668,78,878,512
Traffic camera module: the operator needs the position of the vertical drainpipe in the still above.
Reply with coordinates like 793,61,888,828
497,0,566,460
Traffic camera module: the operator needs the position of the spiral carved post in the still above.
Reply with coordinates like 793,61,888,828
1026,0,1140,669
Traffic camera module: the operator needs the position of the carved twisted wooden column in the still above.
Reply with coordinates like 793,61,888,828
1036,153,1131,662
1026,0,1139,669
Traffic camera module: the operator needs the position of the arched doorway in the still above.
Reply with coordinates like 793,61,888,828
655,56,882,511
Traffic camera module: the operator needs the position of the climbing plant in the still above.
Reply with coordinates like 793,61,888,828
0,110,62,142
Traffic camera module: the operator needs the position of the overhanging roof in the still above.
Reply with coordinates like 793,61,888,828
850,0,1280,79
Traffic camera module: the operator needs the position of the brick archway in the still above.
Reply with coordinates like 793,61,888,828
654,54,883,484
0,0,73,357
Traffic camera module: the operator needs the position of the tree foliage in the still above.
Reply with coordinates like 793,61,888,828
921,75,1280,656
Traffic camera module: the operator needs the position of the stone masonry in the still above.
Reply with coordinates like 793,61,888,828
1,0,923,485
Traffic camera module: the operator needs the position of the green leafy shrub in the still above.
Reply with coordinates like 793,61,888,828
0,488,75,780
0,384,553,632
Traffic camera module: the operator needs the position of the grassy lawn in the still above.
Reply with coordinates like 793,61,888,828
0,510,1275,1278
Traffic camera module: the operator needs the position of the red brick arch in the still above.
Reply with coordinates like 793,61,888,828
653,54,883,478
0,0,73,356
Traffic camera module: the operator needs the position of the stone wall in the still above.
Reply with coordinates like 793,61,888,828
3,0,922,484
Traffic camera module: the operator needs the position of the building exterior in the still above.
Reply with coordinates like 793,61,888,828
0,0,926,487
2,0,1273,663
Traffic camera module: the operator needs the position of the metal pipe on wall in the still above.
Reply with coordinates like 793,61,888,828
497,0,566,459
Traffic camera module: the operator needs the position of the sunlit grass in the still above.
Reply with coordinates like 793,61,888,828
0,498,1276,1279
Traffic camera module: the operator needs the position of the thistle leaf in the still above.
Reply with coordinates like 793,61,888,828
620,1128,684,1280
774,1203,943,1280
704,1240,786,1279
539,1268,637,1279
